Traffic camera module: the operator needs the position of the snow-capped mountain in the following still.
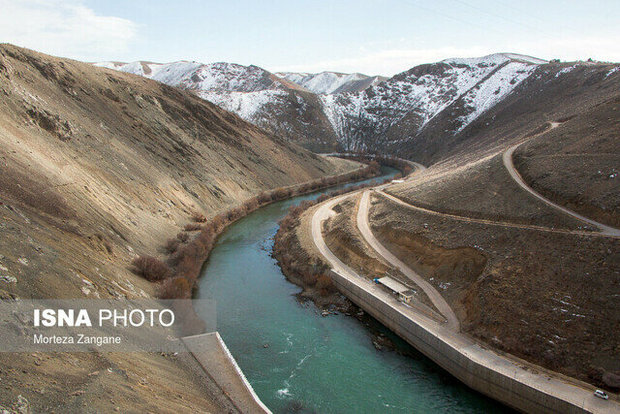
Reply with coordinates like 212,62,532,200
320,53,544,151
95,60,339,151
275,71,387,94
98,54,613,158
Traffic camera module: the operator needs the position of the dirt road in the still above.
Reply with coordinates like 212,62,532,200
503,143,620,237
356,190,460,330
310,189,619,413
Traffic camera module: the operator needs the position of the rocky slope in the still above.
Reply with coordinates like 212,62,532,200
321,53,546,152
97,54,620,164
0,44,355,412
95,60,340,151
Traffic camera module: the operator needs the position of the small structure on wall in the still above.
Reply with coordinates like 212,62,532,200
373,276,415,304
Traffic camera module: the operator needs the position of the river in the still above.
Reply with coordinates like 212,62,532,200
196,167,506,413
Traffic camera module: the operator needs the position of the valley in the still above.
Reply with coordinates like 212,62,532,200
0,40,618,413
0,44,358,412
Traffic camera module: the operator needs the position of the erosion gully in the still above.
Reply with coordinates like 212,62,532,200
196,166,506,413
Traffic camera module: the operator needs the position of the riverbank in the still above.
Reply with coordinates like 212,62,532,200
195,165,504,412
304,187,619,413
130,158,379,299
272,155,417,310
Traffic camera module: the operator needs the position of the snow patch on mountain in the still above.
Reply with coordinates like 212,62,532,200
276,71,383,94
456,62,536,131
198,89,287,122
606,66,620,78
555,65,578,78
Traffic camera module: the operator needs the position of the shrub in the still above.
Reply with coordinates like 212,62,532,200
302,272,317,286
243,197,259,212
257,191,271,204
165,238,181,254
192,212,207,223
316,274,334,296
272,187,291,201
159,277,191,299
184,223,203,231
176,232,190,242
367,160,380,175
132,256,172,281
211,214,226,232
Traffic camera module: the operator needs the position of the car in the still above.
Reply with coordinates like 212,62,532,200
594,389,609,400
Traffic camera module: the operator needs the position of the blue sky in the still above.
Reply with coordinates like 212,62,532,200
1,0,619,76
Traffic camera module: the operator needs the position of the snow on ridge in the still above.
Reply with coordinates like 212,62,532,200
276,71,376,94
606,66,620,78
198,89,287,122
456,61,537,131
147,61,202,84
94,61,126,70
502,53,548,65
443,54,511,67
442,53,545,67
555,65,578,78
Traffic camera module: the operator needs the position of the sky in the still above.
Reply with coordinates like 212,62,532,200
1,0,620,76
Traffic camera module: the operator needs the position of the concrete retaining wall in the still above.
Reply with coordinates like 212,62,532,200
183,332,271,413
328,270,613,414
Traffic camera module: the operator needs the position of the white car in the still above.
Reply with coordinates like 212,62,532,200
594,389,609,400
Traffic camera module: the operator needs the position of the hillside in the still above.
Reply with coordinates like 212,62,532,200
97,54,620,165
0,44,356,412
321,53,545,152
366,76,620,388
95,60,340,151
387,58,620,165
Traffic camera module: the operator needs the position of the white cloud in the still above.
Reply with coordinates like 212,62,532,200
510,35,620,63
271,46,493,77
0,0,138,61
271,33,620,77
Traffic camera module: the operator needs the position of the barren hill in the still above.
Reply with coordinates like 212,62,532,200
0,44,356,412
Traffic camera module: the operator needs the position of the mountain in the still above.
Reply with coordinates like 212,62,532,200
381,55,620,164
97,53,620,163
95,60,339,151
320,53,546,152
275,71,387,94
0,44,353,412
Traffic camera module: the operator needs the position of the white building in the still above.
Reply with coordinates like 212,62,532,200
375,276,415,304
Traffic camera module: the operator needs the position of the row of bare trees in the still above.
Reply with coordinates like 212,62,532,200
274,177,394,296
131,162,381,298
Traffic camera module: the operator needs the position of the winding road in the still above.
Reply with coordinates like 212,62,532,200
308,153,620,412
356,190,460,330
375,189,620,238
503,143,620,237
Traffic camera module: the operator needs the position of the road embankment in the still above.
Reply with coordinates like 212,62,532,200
310,190,618,414
326,267,618,413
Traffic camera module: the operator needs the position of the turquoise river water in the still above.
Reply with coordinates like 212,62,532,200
196,167,507,413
